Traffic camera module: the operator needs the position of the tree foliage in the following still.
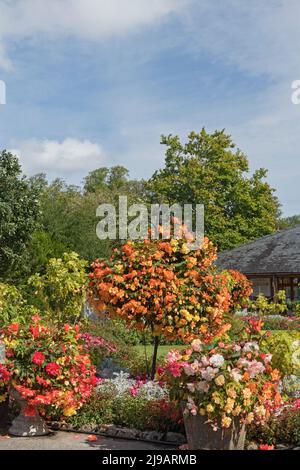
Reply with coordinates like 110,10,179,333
147,129,280,250
0,151,40,280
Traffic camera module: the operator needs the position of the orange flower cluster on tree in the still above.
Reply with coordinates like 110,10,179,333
224,269,253,310
89,234,247,346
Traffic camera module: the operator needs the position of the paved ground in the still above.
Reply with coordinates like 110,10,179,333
0,430,177,450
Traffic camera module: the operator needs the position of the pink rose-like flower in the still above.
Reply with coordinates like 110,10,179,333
166,350,182,363
230,368,242,382
191,339,202,352
200,355,210,367
201,366,217,381
247,361,265,378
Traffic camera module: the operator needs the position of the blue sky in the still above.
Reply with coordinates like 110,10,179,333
0,0,299,215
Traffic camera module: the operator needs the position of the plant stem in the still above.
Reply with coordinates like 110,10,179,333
151,336,160,380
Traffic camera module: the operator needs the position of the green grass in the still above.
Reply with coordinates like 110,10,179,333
134,344,186,362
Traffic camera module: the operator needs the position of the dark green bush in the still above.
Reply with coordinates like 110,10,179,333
248,407,300,446
67,387,115,427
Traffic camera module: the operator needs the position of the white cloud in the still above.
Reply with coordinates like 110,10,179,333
0,0,185,69
11,138,106,178
179,0,300,79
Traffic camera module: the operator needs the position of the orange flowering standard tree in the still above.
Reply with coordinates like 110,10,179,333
89,232,246,379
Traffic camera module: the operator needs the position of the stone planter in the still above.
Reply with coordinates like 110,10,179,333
0,397,9,425
182,408,246,450
9,387,49,437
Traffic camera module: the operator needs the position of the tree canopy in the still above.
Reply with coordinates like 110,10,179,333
0,151,40,281
147,129,280,250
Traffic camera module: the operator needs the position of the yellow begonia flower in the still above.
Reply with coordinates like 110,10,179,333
63,407,77,417
0,393,8,403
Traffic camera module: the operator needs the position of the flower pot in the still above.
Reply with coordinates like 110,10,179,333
182,406,246,450
9,388,49,437
0,397,9,425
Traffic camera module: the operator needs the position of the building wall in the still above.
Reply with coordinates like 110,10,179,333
248,275,300,300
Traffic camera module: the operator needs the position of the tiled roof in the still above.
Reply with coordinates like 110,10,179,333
216,225,300,274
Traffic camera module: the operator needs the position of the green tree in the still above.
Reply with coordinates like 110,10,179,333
0,151,40,281
28,252,88,324
147,129,280,250
278,215,300,230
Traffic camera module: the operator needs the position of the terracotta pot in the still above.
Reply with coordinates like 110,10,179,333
182,405,246,450
9,387,49,437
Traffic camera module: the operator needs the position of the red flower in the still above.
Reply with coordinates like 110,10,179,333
32,352,45,365
8,322,19,333
30,325,40,339
45,362,61,377
64,324,71,332
24,405,36,417
259,444,274,450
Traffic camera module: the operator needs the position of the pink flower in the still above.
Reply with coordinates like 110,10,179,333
166,350,182,363
201,367,217,381
247,361,265,378
130,387,138,397
168,363,182,377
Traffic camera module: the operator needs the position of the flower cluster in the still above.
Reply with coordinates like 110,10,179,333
160,334,282,430
0,316,96,417
81,333,117,354
96,371,168,401
89,235,246,344
225,270,253,309
0,363,10,403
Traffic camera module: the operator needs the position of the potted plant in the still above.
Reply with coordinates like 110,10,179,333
161,321,282,450
0,316,96,436
0,362,10,425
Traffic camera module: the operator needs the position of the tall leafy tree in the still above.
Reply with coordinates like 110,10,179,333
0,151,40,280
147,129,280,250
278,215,300,230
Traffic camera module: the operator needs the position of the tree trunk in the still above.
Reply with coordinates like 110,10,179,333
151,336,160,380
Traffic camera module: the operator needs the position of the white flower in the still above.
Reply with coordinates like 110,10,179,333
196,381,210,393
201,366,218,381
187,383,195,392
237,357,251,368
230,368,242,382
243,342,259,353
209,354,225,368
191,339,202,352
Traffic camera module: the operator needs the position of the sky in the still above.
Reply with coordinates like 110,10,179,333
0,0,299,216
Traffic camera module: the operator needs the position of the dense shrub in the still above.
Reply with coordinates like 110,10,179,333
67,387,115,427
27,252,88,324
248,403,300,446
67,388,183,433
0,283,36,324
239,315,300,331
261,331,300,376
